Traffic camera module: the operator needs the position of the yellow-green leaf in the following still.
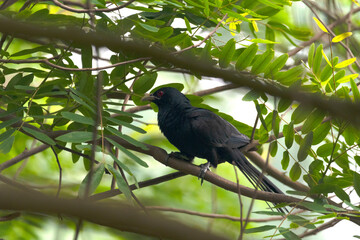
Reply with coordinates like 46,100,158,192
352,0,360,7
335,57,356,68
251,20,258,32
313,17,328,33
332,32,352,43
321,49,332,67
337,73,359,83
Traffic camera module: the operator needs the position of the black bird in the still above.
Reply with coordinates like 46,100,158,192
142,87,283,207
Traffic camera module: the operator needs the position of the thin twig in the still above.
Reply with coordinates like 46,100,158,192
52,0,136,13
146,206,289,222
0,57,149,72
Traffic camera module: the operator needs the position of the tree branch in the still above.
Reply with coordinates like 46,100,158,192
0,185,228,240
1,19,360,126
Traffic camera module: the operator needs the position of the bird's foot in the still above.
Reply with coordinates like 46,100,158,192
198,162,211,185
165,152,194,165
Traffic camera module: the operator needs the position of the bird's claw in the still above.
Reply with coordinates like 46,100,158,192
198,162,211,185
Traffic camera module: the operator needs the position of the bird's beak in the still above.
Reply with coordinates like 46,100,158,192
141,93,157,102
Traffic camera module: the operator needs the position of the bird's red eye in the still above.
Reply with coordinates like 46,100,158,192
157,90,164,98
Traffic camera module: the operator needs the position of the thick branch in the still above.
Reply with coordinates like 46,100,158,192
1,19,360,126
0,185,227,240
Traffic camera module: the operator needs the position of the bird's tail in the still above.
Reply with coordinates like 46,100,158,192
231,150,285,212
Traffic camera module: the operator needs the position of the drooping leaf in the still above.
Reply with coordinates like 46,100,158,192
22,127,56,145
0,117,21,130
313,44,323,75
106,137,148,167
312,122,331,145
313,17,328,33
308,43,315,68
105,116,146,134
350,78,360,102
251,49,274,74
317,143,339,157
244,225,276,233
289,162,301,181
0,135,14,154
297,131,313,162
78,163,105,197
235,43,258,71
106,164,132,200
264,53,288,77
219,39,235,68
301,109,326,134
56,131,95,143
133,72,158,94
354,172,360,198
282,151,290,170
61,112,95,126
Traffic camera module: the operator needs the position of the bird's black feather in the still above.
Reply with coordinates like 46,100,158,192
147,87,284,211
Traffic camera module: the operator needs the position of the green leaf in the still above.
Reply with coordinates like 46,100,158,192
298,131,313,162
279,227,301,240
105,116,146,134
105,126,148,150
203,0,209,17
56,131,95,143
308,43,315,68
133,72,157,94
242,89,261,101
251,49,274,75
282,151,290,170
78,163,105,197
184,17,192,33
278,98,292,113
334,187,350,202
138,22,159,32
0,128,16,142
0,117,21,130
291,104,314,124
81,45,92,68
108,151,133,176
235,43,258,71
70,92,95,114
350,78,360,102
244,225,276,233
219,39,235,68
274,66,304,85
264,53,288,77
301,109,325,134
270,141,278,157
106,137,148,167
0,135,14,154
299,201,329,213
61,112,95,125
317,143,339,157
106,164,132,200
289,162,301,181
312,122,331,145
265,26,275,50
71,143,80,163
22,127,56,145
353,172,360,198
283,122,294,149
313,44,323,75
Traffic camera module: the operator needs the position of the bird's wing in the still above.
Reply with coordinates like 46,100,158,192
187,108,250,148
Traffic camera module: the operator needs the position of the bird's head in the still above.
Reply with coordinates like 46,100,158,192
141,87,190,108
